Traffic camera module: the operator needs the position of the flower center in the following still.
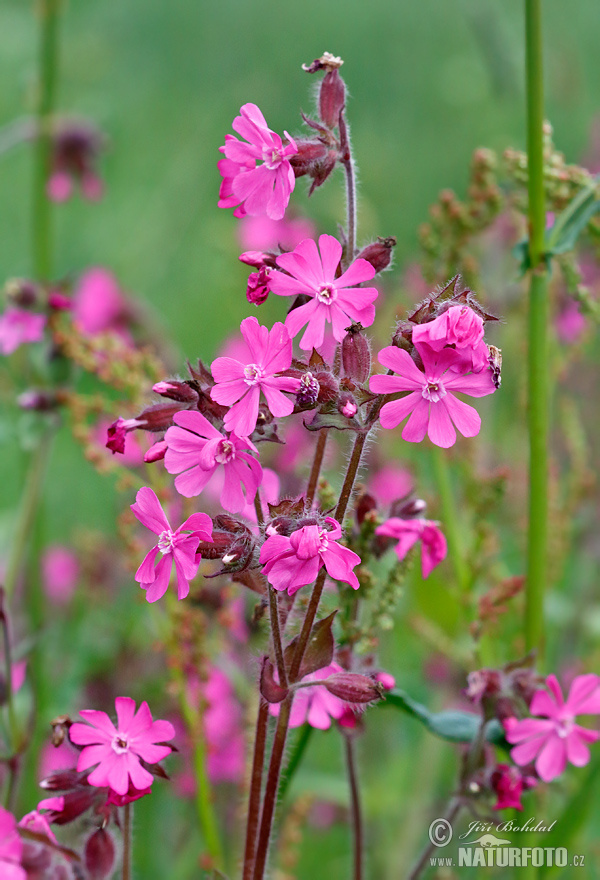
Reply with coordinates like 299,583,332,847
243,363,265,386
318,528,330,552
215,439,236,464
157,529,176,554
263,147,283,170
111,733,130,755
422,379,446,403
555,717,574,739
316,283,337,305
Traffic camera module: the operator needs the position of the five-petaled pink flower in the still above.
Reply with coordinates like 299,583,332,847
0,308,46,356
260,516,361,595
270,663,348,730
0,805,25,880
131,487,213,602
375,517,447,579
369,343,496,448
268,234,378,351
210,316,300,437
505,674,600,782
70,697,175,796
219,104,298,220
412,305,489,372
164,411,263,513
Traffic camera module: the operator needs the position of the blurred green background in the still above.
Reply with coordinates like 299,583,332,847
2,1,600,877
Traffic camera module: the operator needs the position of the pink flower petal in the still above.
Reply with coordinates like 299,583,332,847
131,487,171,535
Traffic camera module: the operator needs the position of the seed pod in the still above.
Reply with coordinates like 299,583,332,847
319,68,346,129
85,828,116,879
357,237,397,274
323,673,384,704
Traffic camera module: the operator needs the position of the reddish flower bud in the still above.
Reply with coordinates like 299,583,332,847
341,323,371,383
239,250,279,269
390,496,427,519
106,402,184,454
152,380,198,403
324,673,384,704
357,237,397,274
315,370,338,402
320,68,346,129
85,828,115,879
246,266,271,305
391,320,414,350
355,491,377,526
260,657,289,704
289,140,329,177
307,151,338,195
5,278,41,308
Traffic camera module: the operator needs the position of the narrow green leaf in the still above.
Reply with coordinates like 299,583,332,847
383,689,506,746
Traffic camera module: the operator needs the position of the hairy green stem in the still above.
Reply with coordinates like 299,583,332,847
4,437,53,601
242,701,269,880
524,0,549,658
32,0,61,279
345,736,363,880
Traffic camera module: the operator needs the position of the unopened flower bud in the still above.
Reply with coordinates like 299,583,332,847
390,496,427,519
50,714,72,747
357,237,396,274
355,491,377,526
338,393,357,419
144,440,167,463
341,323,371,383
289,140,329,177
246,266,271,305
324,673,384,704
48,291,72,310
239,250,279,269
152,380,198,403
17,390,58,411
320,68,346,129
106,402,184,455
307,151,338,195
260,657,289,703
391,321,414,350
5,278,40,308
296,372,320,407
85,828,115,879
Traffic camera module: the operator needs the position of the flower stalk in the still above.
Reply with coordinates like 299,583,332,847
524,0,549,658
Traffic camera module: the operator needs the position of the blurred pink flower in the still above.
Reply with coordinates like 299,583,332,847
38,740,79,781
131,487,213,602
370,344,496,448
164,411,263,513
211,316,300,437
505,674,600,782
70,697,175,796
219,104,298,220
270,663,347,729
238,214,316,251
42,546,79,604
369,465,413,506
269,235,378,350
0,308,46,356
203,668,245,783
0,805,25,880
260,516,361,595
556,300,586,344
72,268,130,339
375,517,447,578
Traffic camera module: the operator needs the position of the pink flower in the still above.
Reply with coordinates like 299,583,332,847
70,697,175,796
210,316,300,437
269,235,378,350
375,517,447,578
0,308,46,355
556,300,587,344
131,487,213,602
260,516,361,595
368,465,413,505
0,806,25,880
72,268,130,338
164,411,263,513
219,104,298,220
246,267,272,304
412,305,488,371
270,663,348,729
42,546,79,604
369,344,496,448
489,764,536,811
203,668,245,783
505,674,600,782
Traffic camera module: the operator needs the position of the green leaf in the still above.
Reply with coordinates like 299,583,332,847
383,688,506,746
284,611,337,679
547,183,600,256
